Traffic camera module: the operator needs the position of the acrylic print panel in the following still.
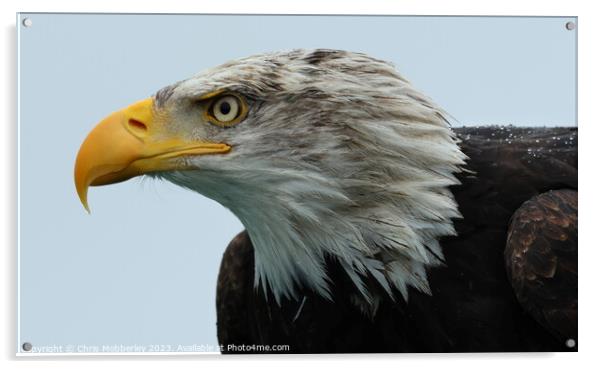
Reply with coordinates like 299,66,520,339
17,13,577,355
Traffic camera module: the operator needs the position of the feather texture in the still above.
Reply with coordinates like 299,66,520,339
156,49,466,308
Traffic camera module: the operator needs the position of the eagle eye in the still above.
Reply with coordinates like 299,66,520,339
205,93,248,127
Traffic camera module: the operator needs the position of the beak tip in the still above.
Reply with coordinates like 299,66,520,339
76,181,91,214
79,196,91,214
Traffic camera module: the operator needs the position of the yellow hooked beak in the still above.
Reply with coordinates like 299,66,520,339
74,98,231,212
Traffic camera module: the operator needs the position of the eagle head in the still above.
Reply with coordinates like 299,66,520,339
74,49,466,308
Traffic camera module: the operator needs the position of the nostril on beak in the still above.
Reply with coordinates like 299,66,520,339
127,118,148,137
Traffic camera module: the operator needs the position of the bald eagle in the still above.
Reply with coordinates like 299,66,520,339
74,49,577,353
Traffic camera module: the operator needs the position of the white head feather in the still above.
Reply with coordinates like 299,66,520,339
154,49,467,310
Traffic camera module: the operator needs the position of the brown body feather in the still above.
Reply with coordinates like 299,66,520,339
505,190,577,342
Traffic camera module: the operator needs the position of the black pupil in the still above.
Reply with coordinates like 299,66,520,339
219,101,231,116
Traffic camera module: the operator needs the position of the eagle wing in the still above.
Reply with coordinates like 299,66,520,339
505,189,577,344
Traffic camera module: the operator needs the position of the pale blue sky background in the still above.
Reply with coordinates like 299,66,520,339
18,13,576,353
